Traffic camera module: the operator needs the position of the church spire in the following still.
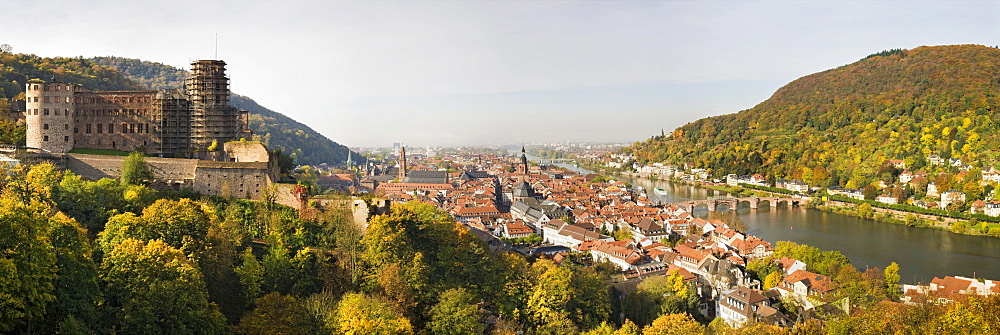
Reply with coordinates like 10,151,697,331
520,146,528,175
398,145,407,180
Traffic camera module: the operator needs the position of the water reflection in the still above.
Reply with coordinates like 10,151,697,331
535,157,1000,283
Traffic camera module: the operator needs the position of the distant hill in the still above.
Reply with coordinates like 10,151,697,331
89,56,360,166
624,45,1000,188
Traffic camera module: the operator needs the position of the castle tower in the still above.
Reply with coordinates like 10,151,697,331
398,145,407,180
25,81,76,153
186,60,248,150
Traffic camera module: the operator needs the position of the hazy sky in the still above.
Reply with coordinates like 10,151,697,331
3,1,998,147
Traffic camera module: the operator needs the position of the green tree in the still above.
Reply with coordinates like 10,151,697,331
884,262,901,301
235,248,264,304
361,201,501,326
120,151,153,185
100,238,227,334
43,212,101,332
99,198,211,257
0,196,58,332
234,292,320,335
428,288,485,335
527,262,610,331
857,203,875,219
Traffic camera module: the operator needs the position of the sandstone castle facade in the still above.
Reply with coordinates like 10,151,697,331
25,60,250,156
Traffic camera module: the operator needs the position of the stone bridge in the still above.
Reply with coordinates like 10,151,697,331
673,196,808,212
537,158,575,164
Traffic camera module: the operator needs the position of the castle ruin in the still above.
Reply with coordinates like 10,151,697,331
25,60,250,156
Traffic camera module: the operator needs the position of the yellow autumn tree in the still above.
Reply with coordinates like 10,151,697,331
642,313,703,335
333,293,413,335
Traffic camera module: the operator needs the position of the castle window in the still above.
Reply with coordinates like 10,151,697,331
43,136,48,141
97,124,103,133
44,96,49,103
108,123,113,133
43,124,48,130
33,85,39,90
86,124,91,133
146,123,150,133
64,136,68,142
44,85,49,91
65,97,70,103
44,109,49,115
54,109,59,116
74,128,78,133
64,124,68,130
55,85,60,91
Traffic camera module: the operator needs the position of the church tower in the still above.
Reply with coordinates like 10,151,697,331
519,146,528,174
398,145,407,180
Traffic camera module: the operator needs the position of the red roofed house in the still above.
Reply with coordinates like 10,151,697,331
776,269,836,309
717,287,773,326
502,221,535,239
730,236,774,260
450,205,503,224
902,275,1000,304
586,240,648,271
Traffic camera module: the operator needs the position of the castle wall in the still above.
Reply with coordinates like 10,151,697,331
26,82,76,153
73,91,161,153
65,153,271,200
65,153,197,181
191,161,271,199
224,141,269,162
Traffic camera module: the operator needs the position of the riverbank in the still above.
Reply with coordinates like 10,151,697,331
815,200,1000,238
585,168,1000,282
609,170,1000,239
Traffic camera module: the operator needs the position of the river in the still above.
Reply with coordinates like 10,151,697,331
530,155,1000,283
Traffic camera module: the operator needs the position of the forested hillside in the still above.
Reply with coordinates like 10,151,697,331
626,45,1000,188
0,51,143,145
90,56,360,166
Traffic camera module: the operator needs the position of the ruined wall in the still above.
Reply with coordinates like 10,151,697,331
73,91,161,153
273,183,304,210
224,141,269,162
191,161,271,199
65,153,197,181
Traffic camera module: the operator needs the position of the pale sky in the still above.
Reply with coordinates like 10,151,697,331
3,1,998,147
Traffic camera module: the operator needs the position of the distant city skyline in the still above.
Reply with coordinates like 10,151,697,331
3,1,999,147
